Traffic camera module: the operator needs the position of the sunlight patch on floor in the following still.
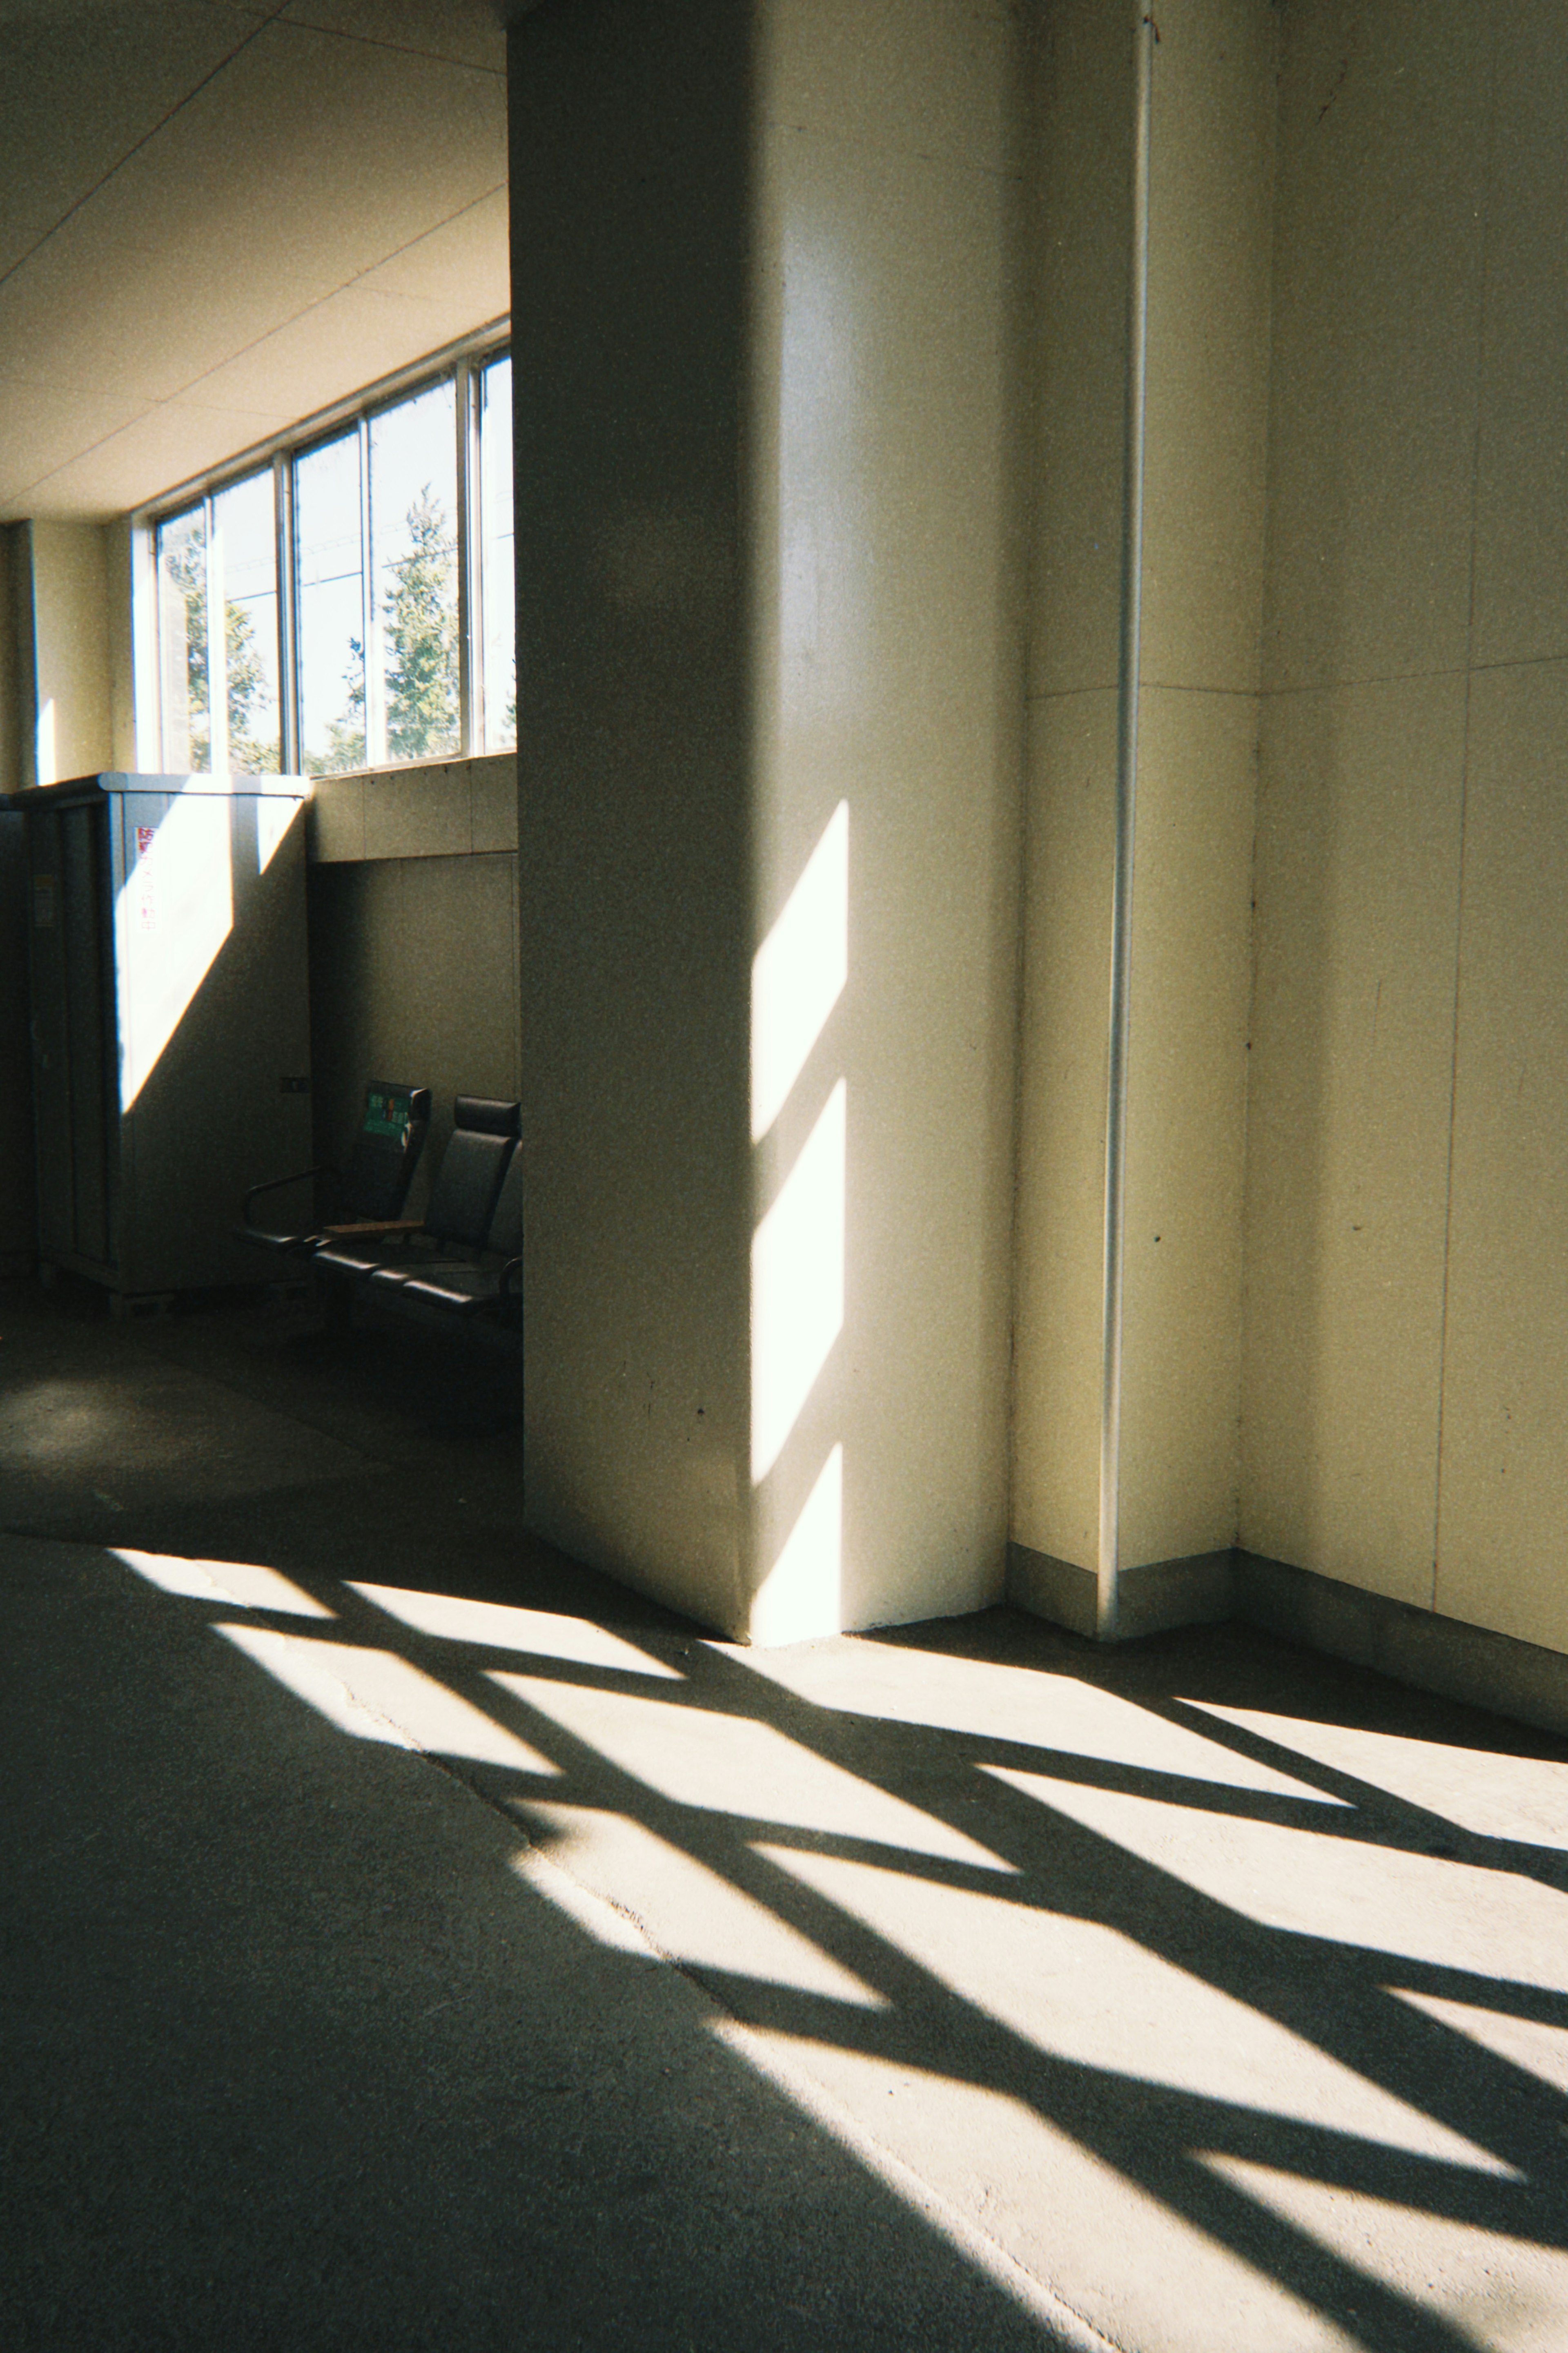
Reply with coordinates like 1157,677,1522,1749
717,2026,1362,2353
1203,2157,1568,2353
115,1549,332,1616
217,1627,560,1772
513,1802,884,2005
989,1770,1568,1991
756,1846,1512,2173
737,1646,1345,1802
1184,1702,1568,1851
489,1675,1009,1868
348,1585,682,1677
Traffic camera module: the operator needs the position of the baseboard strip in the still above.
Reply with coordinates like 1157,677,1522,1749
1007,1540,1568,1741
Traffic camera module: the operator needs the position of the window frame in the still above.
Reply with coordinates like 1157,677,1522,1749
136,319,512,778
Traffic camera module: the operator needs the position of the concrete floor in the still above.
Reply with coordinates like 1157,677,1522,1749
4,1279,1568,2351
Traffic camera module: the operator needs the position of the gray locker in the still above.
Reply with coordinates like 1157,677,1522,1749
7,772,312,1299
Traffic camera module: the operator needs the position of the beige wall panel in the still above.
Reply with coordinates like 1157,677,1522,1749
1437,662,1568,1651
307,852,521,1222
470,755,518,852
1010,688,1116,1571
0,810,35,1256
28,520,111,783
1118,688,1256,1567
762,0,1016,174
749,89,1023,1634
363,765,473,861
1240,676,1466,1600
0,524,20,796
1139,0,1276,696
104,522,137,771
1262,0,1490,693
309,776,367,863
1470,3,1568,669
1028,0,1130,700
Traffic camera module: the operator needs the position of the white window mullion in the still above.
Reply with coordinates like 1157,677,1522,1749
360,413,385,767
206,494,229,774
276,453,299,775
456,359,479,756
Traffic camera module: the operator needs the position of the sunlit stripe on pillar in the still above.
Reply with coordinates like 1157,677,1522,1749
751,1077,845,1485
751,801,847,1143
751,1442,842,1645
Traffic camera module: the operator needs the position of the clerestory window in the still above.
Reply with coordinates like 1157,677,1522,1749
148,333,514,778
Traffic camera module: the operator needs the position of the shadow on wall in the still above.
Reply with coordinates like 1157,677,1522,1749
0,812,36,1265
306,851,522,1222
18,1532,1568,2353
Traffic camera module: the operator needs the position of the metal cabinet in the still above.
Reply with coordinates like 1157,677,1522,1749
10,772,312,1300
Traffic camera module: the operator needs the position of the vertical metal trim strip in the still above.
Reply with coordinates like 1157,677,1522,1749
359,413,381,768
456,358,478,756
1098,6,1154,1643
276,453,299,776
206,493,228,774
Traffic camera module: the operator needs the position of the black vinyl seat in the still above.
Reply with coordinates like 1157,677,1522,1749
314,1097,519,1287
238,1082,430,1256
371,1140,524,1326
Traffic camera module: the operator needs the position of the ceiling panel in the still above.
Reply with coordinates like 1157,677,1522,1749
0,0,508,520
343,183,508,305
0,2,267,277
180,282,463,424
19,395,294,520
90,21,505,275
0,372,155,511
281,0,505,71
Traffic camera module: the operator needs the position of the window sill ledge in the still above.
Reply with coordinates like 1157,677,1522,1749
308,753,517,862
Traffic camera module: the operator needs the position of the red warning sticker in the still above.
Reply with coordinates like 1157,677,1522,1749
134,823,157,931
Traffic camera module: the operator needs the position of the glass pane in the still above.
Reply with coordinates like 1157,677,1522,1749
370,377,459,764
296,429,365,776
157,504,209,771
479,354,515,751
213,469,279,773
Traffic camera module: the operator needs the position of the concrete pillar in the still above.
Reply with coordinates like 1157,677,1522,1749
510,0,1026,1640
1009,0,1277,1637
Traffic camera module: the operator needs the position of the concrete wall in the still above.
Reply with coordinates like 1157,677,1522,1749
1011,0,1276,1592
305,759,521,1213
511,0,1025,1640
23,521,113,787
0,809,35,1271
0,520,114,790
0,524,22,797
0,531,35,1263
1240,0,1568,1658
105,521,139,771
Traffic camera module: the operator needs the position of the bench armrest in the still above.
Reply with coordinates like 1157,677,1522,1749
241,1166,325,1227
318,1218,426,1239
